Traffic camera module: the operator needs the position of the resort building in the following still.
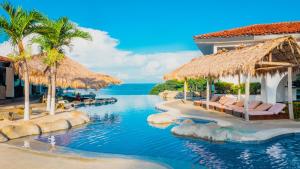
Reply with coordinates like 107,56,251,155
0,56,44,101
0,56,14,99
193,22,300,104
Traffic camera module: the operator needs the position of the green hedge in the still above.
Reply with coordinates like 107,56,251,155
293,102,300,119
214,81,261,95
149,79,261,95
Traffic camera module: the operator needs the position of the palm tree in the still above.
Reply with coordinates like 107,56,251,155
33,17,91,115
0,2,43,120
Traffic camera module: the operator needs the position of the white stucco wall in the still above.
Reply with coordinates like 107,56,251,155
275,73,298,103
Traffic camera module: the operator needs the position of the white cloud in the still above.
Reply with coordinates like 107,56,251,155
0,25,200,83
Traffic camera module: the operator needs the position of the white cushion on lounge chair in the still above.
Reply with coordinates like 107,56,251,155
268,103,286,114
248,110,275,115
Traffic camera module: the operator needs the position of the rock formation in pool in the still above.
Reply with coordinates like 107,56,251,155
171,119,256,142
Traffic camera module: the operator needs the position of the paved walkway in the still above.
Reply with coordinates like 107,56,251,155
164,100,300,141
0,141,167,169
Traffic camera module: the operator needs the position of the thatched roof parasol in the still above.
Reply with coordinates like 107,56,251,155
17,54,121,89
164,36,300,80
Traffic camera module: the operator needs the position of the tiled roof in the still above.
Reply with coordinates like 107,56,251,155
194,22,300,39
0,56,12,63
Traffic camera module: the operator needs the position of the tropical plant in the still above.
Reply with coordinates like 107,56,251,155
33,17,91,115
149,80,188,95
150,79,261,95
0,2,43,120
187,78,207,92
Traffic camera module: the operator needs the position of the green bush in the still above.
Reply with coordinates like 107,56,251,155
214,81,234,94
149,80,184,95
149,79,261,95
230,82,261,95
293,102,300,119
187,78,207,92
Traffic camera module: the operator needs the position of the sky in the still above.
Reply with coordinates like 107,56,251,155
0,0,300,83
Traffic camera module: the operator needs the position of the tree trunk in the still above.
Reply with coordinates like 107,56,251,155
17,41,30,120
46,75,51,111
50,64,56,115
23,61,30,120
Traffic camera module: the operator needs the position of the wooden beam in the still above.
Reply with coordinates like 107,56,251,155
288,67,294,120
256,66,287,71
243,73,251,121
258,61,293,66
288,41,295,54
269,52,272,62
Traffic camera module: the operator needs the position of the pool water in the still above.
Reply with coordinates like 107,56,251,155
37,95,300,169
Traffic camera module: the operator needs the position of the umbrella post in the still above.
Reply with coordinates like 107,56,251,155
183,80,187,101
244,73,251,121
206,78,210,110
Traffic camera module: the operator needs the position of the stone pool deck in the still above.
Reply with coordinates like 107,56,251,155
158,100,300,142
0,102,91,142
0,141,167,169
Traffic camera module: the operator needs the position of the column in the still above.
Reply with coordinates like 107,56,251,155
261,76,268,103
206,78,210,109
183,80,187,101
244,73,251,121
238,74,241,100
288,67,294,120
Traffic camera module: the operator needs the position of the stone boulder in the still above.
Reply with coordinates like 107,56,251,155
147,113,177,124
148,122,171,129
66,117,86,127
171,121,248,142
0,133,8,142
181,119,194,125
70,111,90,123
38,119,70,133
172,120,198,137
1,123,40,139
172,122,221,140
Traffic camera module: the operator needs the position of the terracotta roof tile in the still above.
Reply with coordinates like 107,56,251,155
194,22,300,39
0,56,12,63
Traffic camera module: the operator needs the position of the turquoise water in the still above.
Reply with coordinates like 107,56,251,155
37,84,300,169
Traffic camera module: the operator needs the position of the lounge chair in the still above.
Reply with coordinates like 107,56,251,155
242,103,288,120
224,100,244,114
208,96,235,109
214,97,237,112
232,101,262,117
195,95,220,108
202,96,228,109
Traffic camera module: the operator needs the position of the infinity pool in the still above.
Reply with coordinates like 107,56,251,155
37,95,300,169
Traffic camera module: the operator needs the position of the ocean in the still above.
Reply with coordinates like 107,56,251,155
98,83,156,95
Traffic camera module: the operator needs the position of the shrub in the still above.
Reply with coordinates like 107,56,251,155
149,80,184,95
214,81,234,94
187,78,207,92
149,79,261,95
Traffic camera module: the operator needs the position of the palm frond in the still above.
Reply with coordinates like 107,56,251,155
1,1,16,19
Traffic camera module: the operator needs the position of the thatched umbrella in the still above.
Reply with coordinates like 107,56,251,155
164,36,300,80
17,54,121,89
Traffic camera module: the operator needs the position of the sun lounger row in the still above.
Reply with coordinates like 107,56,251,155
194,96,289,120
